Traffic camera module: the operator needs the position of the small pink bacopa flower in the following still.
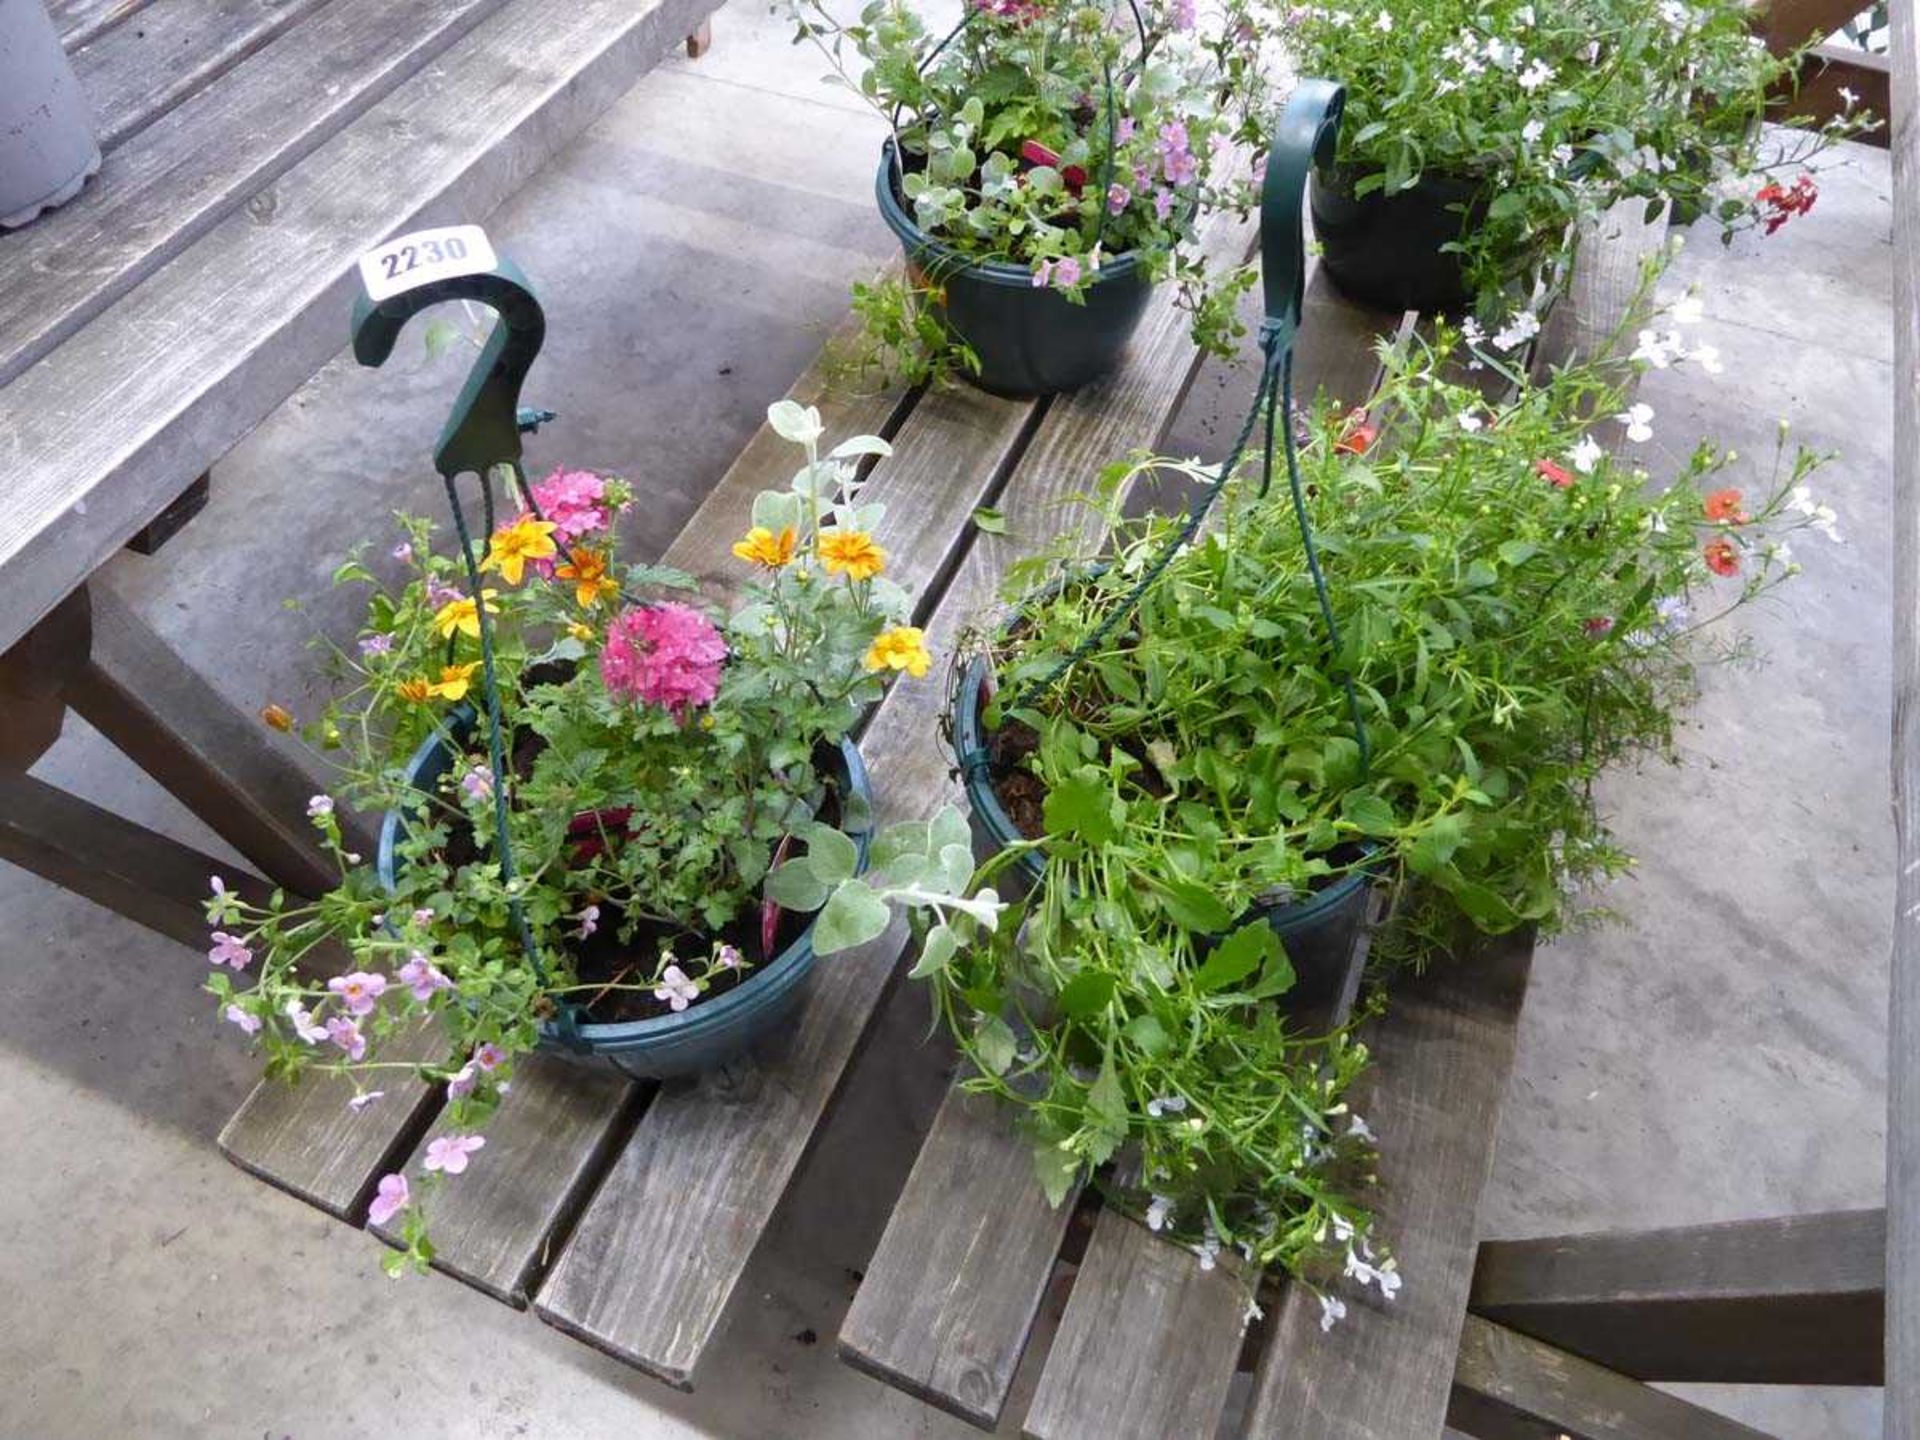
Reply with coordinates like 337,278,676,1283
424,1134,486,1175
599,603,727,712
327,971,388,1016
367,1172,410,1226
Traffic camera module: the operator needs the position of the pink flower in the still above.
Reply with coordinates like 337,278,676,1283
599,603,727,712
427,580,466,608
391,542,414,564
327,971,388,1016
397,950,452,1001
460,764,494,801
529,468,611,546
575,904,601,940
1584,616,1615,636
411,907,435,927
1030,258,1054,289
367,1172,410,1226
349,1090,385,1112
474,1042,508,1071
1051,256,1083,289
224,1004,261,1036
358,633,393,657
286,1001,330,1044
1153,187,1176,222
1116,116,1137,144
716,943,743,970
654,964,701,1012
424,1134,486,1175
1107,182,1132,215
325,1015,367,1061
1170,0,1196,29
447,1061,478,1099
208,932,252,970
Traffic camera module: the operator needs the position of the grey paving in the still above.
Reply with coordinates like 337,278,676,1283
0,4,1894,1433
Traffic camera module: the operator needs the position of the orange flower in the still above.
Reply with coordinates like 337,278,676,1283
1703,488,1750,525
479,517,559,586
1335,408,1378,456
819,529,887,581
396,676,435,704
554,548,620,608
1703,537,1741,577
863,625,933,678
731,525,798,569
1535,458,1574,489
260,703,295,732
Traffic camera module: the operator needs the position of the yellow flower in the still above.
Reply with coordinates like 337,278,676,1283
428,663,481,702
479,517,559,586
433,589,501,639
395,677,435,705
819,528,887,581
863,625,932,679
566,620,595,642
731,525,798,568
553,547,620,608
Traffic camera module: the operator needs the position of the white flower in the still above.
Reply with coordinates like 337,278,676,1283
1551,141,1576,166
1811,503,1842,543
1460,317,1486,347
1146,1194,1174,1231
1196,1237,1221,1271
1491,308,1540,351
1689,343,1724,375
1839,85,1858,112
1484,37,1520,70
1616,403,1654,443
1146,1094,1189,1117
284,1001,329,1045
1768,540,1795,568
1347,1113,1376,1142
306,794,334,819
1319,1294,1348,1332
1667,293,1704,326
653,963,701,1012
1514,3,1534,23
1374,9,1392,30
574,904,601,940
1631,328,1684,368
1374,1263,1403,1301
1570,435,1605,474
1517,58,1554,91
1521,118,1545,144
1455,410,1484,432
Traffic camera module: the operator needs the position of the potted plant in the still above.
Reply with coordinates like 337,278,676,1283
1,0,100,228
1282,0,1875,316
922,299,1838,1300
791,0,1283,396
206,402,1001,1269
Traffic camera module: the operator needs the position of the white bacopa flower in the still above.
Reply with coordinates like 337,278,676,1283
1145,1194,1174,1231
1492,308,1540,351
1768,540,1795,568
1484,36,1520,70
1631,328,1684,368
1331,1213,1356,1243
1516,58,1554,91
1374,9,1392,30
1456,410,1484,432
1570,435,1606,474
1688,343,1724,375
1374,1262,1404,1301
1514,2,1534,23
1839,85,1858,112
1667,292,1705,325
1347,1113,1376,1142
1811,504,1842,543
1551,141,1575,167
1521,118,1545,144
1319,1294,1348,1332
1616,403,1654,443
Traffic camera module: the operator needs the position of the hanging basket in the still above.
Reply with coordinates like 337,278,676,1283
1309,166,1487,314
877,143,1156,399
377,717,875,1080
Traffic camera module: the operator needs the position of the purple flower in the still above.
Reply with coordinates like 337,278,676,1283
574,904,601,941
1030,258,1054,289
208,932,252,971
1170,0,1196,29
716,944,744,970
654,964,701,1013
358,633,394,657
460,765,494,802
327,971,387,1016
391,541,414,564
325,1015,367,1061
1153,187,1176,221
447,1061,478,1099
1107,182,1132,215
285,1001,329,1044
397,950,452,1001
349,1090,385,1112
209,875,228,900
368,1172,410,1226
307,794,334,819
224,1004,261,1036
428,581,466,608
474,1042,507,1071
424,1134,486,1175
1052,256,1083,289
1116,116,1137,143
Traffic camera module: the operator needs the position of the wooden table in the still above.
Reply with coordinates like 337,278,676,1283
0,0,720,943
212,148,1814,1434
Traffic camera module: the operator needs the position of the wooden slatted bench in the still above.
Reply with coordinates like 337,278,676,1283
0,0,724,943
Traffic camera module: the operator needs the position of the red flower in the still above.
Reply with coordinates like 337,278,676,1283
1703,487,1750,524
1704,537,1741,577
1335,408,1378,456
1757,175,1817,236
1020,138,1061,169
1535,458,1574,489
1584,616,1615,637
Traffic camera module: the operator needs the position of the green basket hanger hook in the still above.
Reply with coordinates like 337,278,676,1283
1260,78,1345,364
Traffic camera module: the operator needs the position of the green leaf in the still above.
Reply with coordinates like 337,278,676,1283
1192,921,1277,993
422,318,461,360
908,923,957,979
976,1015,1018,1074
1246,947,1297,1001
1122,1013,1170,1056
1407,813,1466,877
812,880,890,954
1042,767,1118,846
1058,970,1117,1019
1088,1054,1127,1128
799,822,859,885
1159,878,1234,933
971,505,1009,534
1497,539,1540,568
1340,791,1398,837
1033,1141,1079,1207
765,860,829,912
1486,190,1528,222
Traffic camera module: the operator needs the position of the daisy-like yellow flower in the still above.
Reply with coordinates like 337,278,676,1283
395,676,435,705
731,525,798,569
819,528,886,581
433,589,501,640
863,625,932,679
553,547,620,608
428,662,481,702
479,517,559,586
566,620,596,642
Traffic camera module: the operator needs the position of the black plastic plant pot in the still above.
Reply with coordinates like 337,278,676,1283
875,144,1155,399
1308,166,1489,315
378,716,873,1080
953,657,1375,1009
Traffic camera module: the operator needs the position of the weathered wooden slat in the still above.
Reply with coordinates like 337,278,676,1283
212,0,724,1192
0,0,720,653
1446,1314,1775,1440
0,771,274,948
0,0,510,392
1242,930,1536,1440
63,579,366,898
51,0,155,48
1789,46,1891,145
532,383,1038,1387
368,1052,643,1304
1891,0,1920,1429
1469,1209,1885,1386
350,320,911,1303
72,0,337,151
1023,1215,1252,1440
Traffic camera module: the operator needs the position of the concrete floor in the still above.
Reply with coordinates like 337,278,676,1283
0,4,1895,1435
